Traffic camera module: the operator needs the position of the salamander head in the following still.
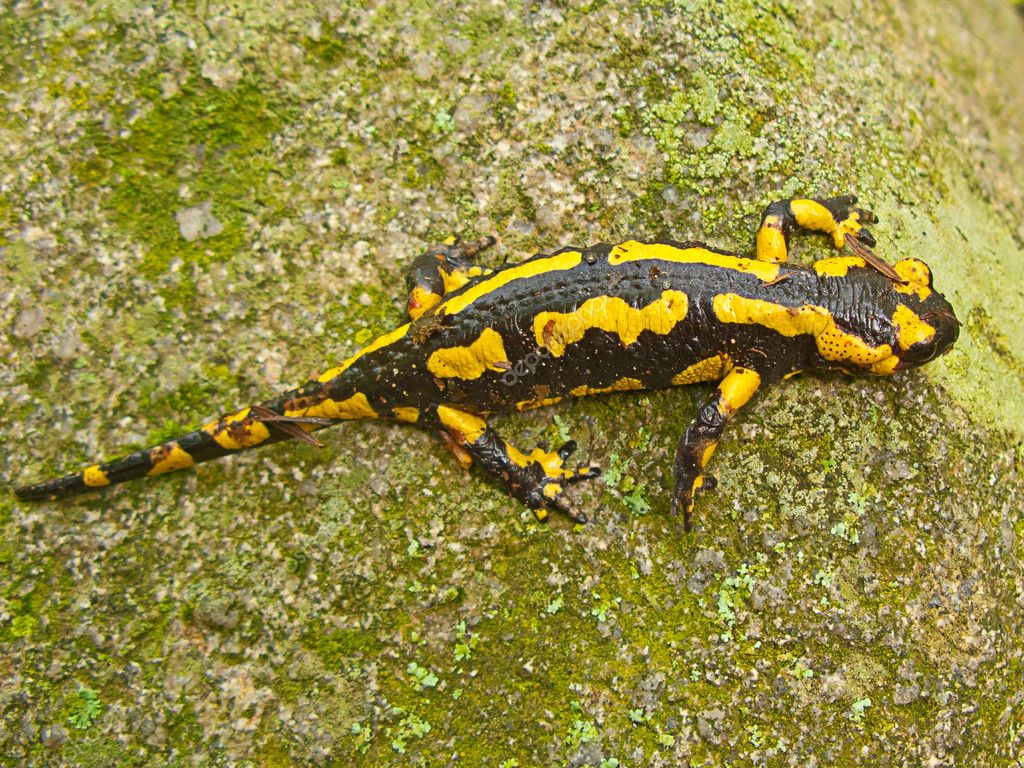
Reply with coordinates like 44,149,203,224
886,258,960,372
807,256,959,376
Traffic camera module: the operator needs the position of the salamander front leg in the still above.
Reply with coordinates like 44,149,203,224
405,236,496,320
756,195,877,263
434,405,600,522
671,366,762,532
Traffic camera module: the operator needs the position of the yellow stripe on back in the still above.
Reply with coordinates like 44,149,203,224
317,324,411,384
813,256,866,277
438,250,584,315
607,241,781,281
712,293,900,374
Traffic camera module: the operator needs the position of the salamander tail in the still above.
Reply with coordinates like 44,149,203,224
14,425,251,501
12,400,339,501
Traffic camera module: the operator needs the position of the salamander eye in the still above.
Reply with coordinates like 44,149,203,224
893,258,932,291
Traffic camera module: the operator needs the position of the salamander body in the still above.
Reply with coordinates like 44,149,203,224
15,196,960,530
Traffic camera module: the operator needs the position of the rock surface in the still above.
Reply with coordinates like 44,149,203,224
1,1,1022,766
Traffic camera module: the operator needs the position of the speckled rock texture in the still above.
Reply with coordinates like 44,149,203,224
1,1,1022,766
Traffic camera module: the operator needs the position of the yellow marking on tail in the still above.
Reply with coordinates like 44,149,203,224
291,392,378,421
148,443,195,476
203,408,271,450
317,325,411,384
83,465,110,487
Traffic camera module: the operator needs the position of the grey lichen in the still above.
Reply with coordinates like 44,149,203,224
1,1,1022,766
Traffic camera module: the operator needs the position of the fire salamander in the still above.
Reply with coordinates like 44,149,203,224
15,195,960,531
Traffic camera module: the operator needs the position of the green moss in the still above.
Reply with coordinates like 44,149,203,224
966,305,1024,384
3,0,1024,764
72,74,292,301
303,627,383,668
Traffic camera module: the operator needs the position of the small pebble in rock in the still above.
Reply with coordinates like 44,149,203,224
176,201,224,242
13,306,47,339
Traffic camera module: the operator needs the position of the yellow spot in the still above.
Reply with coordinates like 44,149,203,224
671,355,730,386
392,406,420,423
756,217,788,263
317,324,410,383
893,258,932,300
515,396,563,411
336,393,378,419
534,507,549,521
718,367,761,415
791,198,855,248
531,447,577,479
203,407,271,450
713,293,829,336
438,250,584,315
893,305,936,351
712,293,899,374
440,268,470,294
608,241,780,281
543,483,561,500
813,256,867,277
437,405,488,444
871,356,900,375
292,392,378,421
700,441,718,468
569,378,644,397
442,235,458,246
427,327,509,379
691,474,705,500
501,443,573,479
534,290,689,357
783,369,802,380
147,443,195,476
82,464,110,487
790,198,835,231
408,286,441,321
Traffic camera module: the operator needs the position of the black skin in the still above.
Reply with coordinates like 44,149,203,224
14,196,961,533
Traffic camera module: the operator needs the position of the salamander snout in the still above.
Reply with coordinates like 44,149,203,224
890,258,960,372
895,300,960,371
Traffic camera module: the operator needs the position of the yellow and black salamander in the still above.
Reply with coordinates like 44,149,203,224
15,196,960,530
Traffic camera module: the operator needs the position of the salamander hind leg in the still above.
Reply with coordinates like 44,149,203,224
756,195,877,262
671,366,762,532
405,236,496,320
434,405,600,523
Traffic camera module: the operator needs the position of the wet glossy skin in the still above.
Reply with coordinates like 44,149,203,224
15,196,959,531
